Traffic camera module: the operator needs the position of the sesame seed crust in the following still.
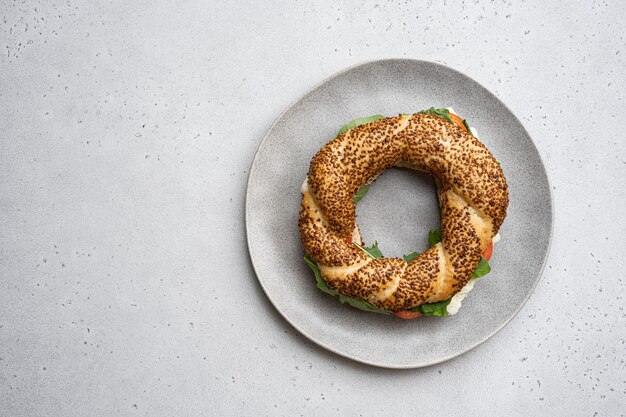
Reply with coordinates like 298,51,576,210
299,113,509,311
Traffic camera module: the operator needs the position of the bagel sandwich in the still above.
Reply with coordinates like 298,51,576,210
300,107,508,319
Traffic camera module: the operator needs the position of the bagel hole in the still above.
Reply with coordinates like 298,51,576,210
356,168,440,259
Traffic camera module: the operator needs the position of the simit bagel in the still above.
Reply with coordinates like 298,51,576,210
299,108,509,317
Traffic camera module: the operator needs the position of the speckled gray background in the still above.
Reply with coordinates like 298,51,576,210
1,1,625,416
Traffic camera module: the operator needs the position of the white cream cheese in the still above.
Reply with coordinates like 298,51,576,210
301,177,309,194
447,278,477,315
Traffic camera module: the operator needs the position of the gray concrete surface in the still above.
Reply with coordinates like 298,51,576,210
1,1,625,415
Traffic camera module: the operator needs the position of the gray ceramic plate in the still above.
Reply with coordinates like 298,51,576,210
245,59,553,368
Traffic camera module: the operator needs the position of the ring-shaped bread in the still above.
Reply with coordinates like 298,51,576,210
299,113,509,311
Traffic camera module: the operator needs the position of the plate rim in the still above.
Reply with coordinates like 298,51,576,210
244,58,555,369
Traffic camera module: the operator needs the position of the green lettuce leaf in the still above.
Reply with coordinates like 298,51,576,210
409,299,450,317
428,228,442,247
417,107,454,125
462,119,474,136
336,293,391,314
338,115,385,135
353,184,370,203
471,258,491,278
403,252,420,262
303,255,391,315
304,255,337,296
354,241,383,259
